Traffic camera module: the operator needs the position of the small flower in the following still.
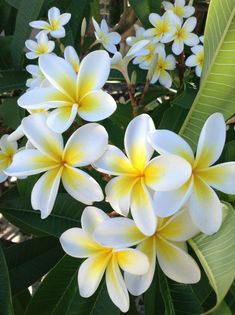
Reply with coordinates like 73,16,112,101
162,0,195,20
167,16,199,55
150,46,176,88
94,207,200,295
60,206,149,313
185,44,204,77
64,46,80,73
93,114,192,236
148,113,235,234
144,11,178,43
26,65,50,90
6,114,108,218
25,32,55,59
0,135,18,183
133,40,163,70
92,18,121,54
126,25,146,46
29,7,71,38
18,50,116,133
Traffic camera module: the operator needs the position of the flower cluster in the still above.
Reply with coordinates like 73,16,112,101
1,3,235,313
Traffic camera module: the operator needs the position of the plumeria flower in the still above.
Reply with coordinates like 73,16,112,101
166,16,199,55
64,46,80,73
148,113,235,234
126,25,146,46
6,114,108,218
60,206,149,313
162,0,195,20
144,11,178,43
92,17,121,54
150,46,176,88
133,40,163,70
93,114,192,236
18,50,116,133
25,32,55,59
0,135,18,183
94,207,200,295
29,7,71,38
26,65,50,90
185,44,204,77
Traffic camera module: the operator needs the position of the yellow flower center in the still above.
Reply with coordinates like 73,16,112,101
50,19,60,31
175,27,187,41
173,5,185,17
196,51,204,68
155,20,170,37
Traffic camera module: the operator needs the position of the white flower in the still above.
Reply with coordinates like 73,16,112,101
133,40,163,70
6,114,108,218
162,0,195,20
25,32,55,59
126,25,146,46
60,206,149,313
29,7,71,38
94,208,200,295
185,44,204,77
92,18,121,54
18,50,116,133
150,46,176,88
0,135,18,183
167,16,199,55
148,113,235,235
64,46,80,73
93,114,192,236
26,65,50,90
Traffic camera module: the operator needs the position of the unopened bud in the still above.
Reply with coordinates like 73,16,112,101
131,71,137,85
81,18,87,38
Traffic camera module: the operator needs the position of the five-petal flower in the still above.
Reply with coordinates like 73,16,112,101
185,44,204,77
25,31,55,59
162,0,195,20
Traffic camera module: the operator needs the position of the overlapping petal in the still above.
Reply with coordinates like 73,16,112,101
81,206,109,235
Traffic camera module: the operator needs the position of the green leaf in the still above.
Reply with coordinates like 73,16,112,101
12,289,31,315
0,245,14,315
129,0,161,27
4,236,64,295
179,0,235,150
189,203,235,313
158,105,189,133
5,0,21,9
210,301,232,315
11,0,45,68
220,140,235,163
0,70,28,92
225,282,235,313
0,36,13,70
0,97,24,129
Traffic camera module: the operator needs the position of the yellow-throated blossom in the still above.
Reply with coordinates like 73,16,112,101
150,46,176,88
92,18,121,54
29,7,71,38
148,113,235,234
6,114,108,218
185,44,204,77
162,0,195,20
93,114,192,236
60,206,149,313
94,207,200,295
18,50,116,133
25,32,55,59
0,135,18,183
26,65,50,90
133,40,163,70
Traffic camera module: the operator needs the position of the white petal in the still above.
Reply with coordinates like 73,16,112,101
183,16,197,33
29,20,50,29
162,1,174,10
156,237,201,283
149,13,161,27
148,129,194,164
25,52,38,60
197,162,235,194
165,54,176,70
50,28,65,38
25,39,38,51
184,33,199,47
185,54,198,67
100,19,109,33
145,154,192,191
48,7,60,24
81,206,109,235
92,17,100,33
22,113,63,161
62,165,103,204
78,90,116,122
107,32,121,45
195,65,202,77
184,6,195,18
64,46,80,73
194,113,226,168
159,71,172,89
77,50,110,97
103,42,117,54
59,13,71,25
0,134,17,153
124,114,155,171
188,176,223,235
172,40,184,55
31,167,62,218
63,123,108,167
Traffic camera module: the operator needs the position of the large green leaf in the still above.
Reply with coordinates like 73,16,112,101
210,301,232,315
4,236,64,295
189,203,235,313
11,0,45,68
0,97,24,129
0,245,14,315
179,0,235,150
0,70,28,92
129,0,161,27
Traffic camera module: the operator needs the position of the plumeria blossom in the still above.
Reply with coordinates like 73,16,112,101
60,206,149,313
26,65,50,90
93,114,192,236
64,46,80,73
5,114,108,218
25,32,55,59
18,50,116,133
133,40,163,70
29,7,71,38
126,25,146,46
150,46,176,88
92,17,121,54
185,44,204,77
144,11,178,43
94,207,200,295
148,113,235,235
0,135,18,183
162,0,195,20
166,16,199,55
